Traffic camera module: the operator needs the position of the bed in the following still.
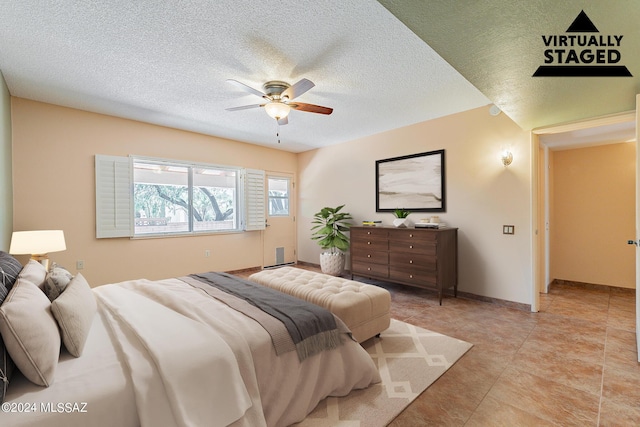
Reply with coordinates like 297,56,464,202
0,256,380,427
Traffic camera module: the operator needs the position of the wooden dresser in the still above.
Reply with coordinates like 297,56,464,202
350,226,458,305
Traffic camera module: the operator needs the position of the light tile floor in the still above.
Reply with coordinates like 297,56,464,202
383,279,639,426
237,267,638,425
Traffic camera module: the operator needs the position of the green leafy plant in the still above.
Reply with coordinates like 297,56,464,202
311,205,353,253
393,208,410,219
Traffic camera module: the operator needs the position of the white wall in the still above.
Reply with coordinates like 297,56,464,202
298,106,533,305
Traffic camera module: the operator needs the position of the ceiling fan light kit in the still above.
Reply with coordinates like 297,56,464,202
264,101,291,120
226,78,333,126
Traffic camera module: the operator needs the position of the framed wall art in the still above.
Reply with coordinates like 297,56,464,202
376,149,445,212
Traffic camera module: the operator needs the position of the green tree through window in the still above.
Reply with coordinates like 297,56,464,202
133,160,238,235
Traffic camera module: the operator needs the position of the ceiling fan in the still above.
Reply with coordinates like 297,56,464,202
225,78,333,125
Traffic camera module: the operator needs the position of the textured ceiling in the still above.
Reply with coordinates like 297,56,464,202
0,0,490,153
378,0,640,132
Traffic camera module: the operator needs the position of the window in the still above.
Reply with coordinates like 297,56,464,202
192,167,238,232
268,177,290,216
133,159,239,235
95,155,265,238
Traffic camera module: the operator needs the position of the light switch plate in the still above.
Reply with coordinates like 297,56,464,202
503,225,515,235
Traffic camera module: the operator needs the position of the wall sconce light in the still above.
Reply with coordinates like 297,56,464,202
9,230,66,271
501,150,513,167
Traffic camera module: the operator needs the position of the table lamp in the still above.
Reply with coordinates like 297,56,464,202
9,230,66,271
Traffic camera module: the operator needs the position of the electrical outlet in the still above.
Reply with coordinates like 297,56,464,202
76,260,84,270
204,250,210,257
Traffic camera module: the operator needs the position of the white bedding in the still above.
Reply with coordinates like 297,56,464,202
1,307,138,427
97,284,253,427
1,276,380,427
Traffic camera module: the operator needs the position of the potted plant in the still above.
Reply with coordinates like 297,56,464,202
311,205,353,276
392,208,411,228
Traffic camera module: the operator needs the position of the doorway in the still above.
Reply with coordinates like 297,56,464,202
533,112,637,299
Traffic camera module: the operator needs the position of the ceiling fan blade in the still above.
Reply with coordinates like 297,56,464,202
281,78,315,100
225,103,264,111
277,116,288,125
226,79,269,99
290,102,333,115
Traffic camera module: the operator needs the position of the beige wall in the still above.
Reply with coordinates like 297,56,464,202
10,98,541,304
11,98,297,286
298,106,533,304
0,72,11,251
550,143,636,288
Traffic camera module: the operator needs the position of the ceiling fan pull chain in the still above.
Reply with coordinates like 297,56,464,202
276,122,281,144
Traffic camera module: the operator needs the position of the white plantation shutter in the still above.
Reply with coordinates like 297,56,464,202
95,155,133,238
244,169,266,231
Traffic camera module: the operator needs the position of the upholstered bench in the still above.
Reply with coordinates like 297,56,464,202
249,266,391,343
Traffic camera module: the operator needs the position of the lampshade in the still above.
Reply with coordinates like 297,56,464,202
264,101,291,120
10,230,66,255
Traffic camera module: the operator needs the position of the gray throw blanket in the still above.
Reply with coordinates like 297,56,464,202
190,272,342,361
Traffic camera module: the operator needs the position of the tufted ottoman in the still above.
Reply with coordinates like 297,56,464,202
249,266,391,343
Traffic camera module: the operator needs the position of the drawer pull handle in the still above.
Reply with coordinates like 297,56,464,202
367,267,371,271
409,274,413,279
409,234,413,238
367,242,371,245
367,231,371,235
409,245,413,249
367,254,371,258
409,260,413,264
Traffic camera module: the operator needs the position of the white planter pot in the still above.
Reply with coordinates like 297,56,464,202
320,252,345,276
393,218,409,228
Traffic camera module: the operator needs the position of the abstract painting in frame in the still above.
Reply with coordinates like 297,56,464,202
376,149,445,212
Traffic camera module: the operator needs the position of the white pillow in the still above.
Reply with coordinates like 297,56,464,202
0,278,60,386
16,260,47,289
51,274,96,357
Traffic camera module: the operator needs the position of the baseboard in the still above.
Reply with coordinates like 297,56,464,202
551,278,635,294
263,262,296,270
456,291,531,312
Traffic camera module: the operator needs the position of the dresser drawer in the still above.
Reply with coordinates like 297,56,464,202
352,238,388,251
388,240,436,255
389,267,437,286
352,250,388,265
389,229,437,242
351,227,388,240
351,261,389,278
389,252,436,270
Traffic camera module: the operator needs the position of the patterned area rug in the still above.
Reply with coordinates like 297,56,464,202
296,319,473,426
